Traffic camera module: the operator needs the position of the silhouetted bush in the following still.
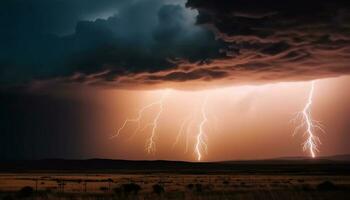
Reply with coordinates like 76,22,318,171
187,183,194,190
152,184,165,195
2,195,14,200
99,186,108,192
121,183,141,195
107,178,113,183
203,184,213,191
45,188,52,193
113,187,123,196
301,184,312,191
317,181,338,191
195,184,203,193
17,186,34,198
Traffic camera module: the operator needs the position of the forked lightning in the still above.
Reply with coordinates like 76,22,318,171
292,81,324,158
195,95,209,161
111,90,169,154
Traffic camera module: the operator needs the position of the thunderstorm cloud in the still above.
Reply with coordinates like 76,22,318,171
1,0,350,89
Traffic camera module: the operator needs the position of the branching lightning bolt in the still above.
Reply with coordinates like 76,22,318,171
292,81,324,158
195,95,209,161
172,113,196,152
111,102,156,139
145,92,167,154
173,118,189,149
111,90,169,154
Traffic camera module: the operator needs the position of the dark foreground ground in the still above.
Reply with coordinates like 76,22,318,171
0,158,350,199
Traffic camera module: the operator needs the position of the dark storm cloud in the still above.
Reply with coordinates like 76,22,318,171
177,0,350,85
0,0,138,83
1,0,350,89
0,0,225,87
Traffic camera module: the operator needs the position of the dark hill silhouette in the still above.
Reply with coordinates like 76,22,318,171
265,154,350,161
0,155,349,175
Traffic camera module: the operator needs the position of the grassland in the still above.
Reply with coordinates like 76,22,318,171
1,173,350,199
0,159,349,199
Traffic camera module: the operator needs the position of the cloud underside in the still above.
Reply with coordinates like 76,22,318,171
63,0,350,89
2,0,350,89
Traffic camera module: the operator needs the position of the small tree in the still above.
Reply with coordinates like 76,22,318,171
100,186,109,192
18,186,34,198
317,181,338,191
113,187,123,197
187,183,194,190
152,184,165,195
195,184,203,193
121,183,141,196
107,178,113,191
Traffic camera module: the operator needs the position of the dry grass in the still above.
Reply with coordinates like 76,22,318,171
0,173,349,199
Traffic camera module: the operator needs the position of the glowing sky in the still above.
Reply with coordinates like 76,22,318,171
2,76,342,161
1,0,350,161
36,75,348,161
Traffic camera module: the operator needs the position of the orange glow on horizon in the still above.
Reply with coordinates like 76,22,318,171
78,76,350,161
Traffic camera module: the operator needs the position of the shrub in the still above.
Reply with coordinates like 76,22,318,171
17,186,34,198
317,181,338,191
203,184,213,191
187,183,194,190
107,178,113,182
45,188,52,193
301,184,312,191
113,187,123,196
195,184,203,193
2,195,14,200
100,186,108,192
121,183,141,195
152,184,165,195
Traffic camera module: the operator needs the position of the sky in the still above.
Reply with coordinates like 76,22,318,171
0,0,350,161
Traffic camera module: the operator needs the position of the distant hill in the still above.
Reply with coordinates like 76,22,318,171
0,155,349,175
245,154,350,161
265,154,350,161
322,154,350,161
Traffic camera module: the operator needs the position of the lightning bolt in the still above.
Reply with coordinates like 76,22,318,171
172,113,196,151
173,118,189,149
144,92,167,154
292,81,324,158
185,119,194,154
111,90,169,154
195,95,209,161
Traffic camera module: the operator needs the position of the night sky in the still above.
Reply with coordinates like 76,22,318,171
1,0,350,161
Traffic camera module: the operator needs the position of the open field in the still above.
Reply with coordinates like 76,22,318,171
0,159,350,199
1,173,350,199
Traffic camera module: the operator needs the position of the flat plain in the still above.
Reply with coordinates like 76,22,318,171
0,159,349,199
